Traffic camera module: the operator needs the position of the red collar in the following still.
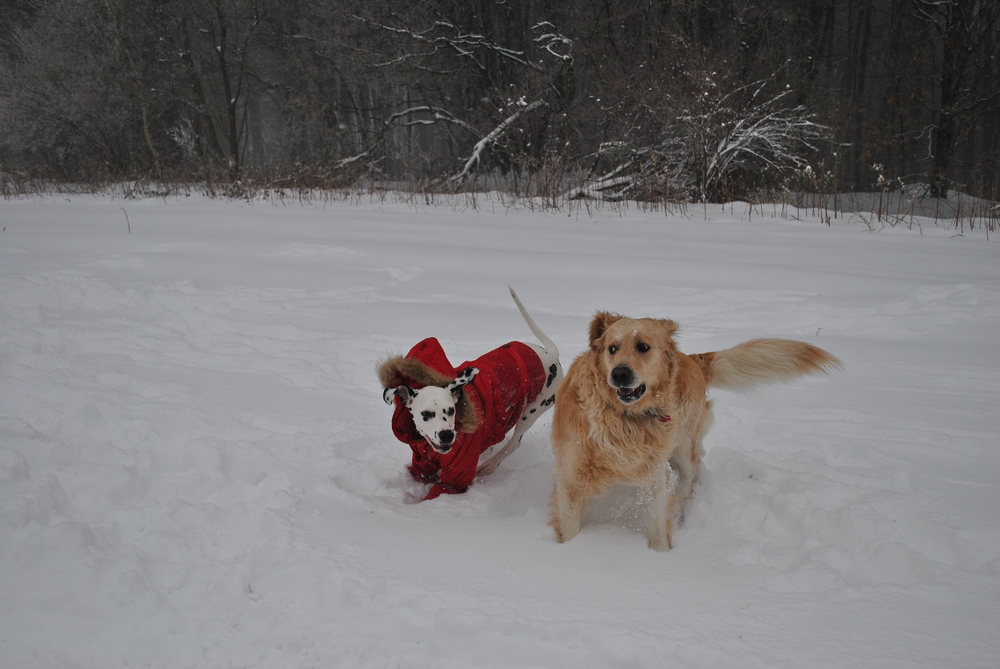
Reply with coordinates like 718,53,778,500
640,409,671,423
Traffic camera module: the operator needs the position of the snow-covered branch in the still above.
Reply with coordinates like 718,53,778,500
356,15,542,72
701,103,827,199
532,22,574,64
333,150,372,169
450,99,547,186
322,107,480,177
386,106,478,135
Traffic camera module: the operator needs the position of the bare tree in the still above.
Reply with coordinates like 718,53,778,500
910,0,1000,197
1,0,996,197
0,0,161,178
158,0,273,181
351,8,574,185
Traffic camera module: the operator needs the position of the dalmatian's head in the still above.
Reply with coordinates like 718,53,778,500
383,367,478,453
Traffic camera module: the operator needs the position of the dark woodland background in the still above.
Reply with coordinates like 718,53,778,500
1,0,997,201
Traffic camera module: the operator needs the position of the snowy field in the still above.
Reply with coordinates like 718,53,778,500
1,193,998,668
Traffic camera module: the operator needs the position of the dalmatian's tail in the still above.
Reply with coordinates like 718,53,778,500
508,286,559,358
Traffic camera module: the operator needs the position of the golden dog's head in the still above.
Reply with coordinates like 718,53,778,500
588,311,679,410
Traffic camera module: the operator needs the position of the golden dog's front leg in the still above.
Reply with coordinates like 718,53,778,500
646,464,677,551
549,478,585,543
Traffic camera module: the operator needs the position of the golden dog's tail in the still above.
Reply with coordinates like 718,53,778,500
690,339,842,390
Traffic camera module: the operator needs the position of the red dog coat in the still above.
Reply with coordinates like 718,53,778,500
379,337,547,500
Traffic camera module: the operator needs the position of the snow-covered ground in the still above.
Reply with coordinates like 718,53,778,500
1,193,998,668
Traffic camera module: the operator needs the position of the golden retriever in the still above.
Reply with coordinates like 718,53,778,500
549,312,841,550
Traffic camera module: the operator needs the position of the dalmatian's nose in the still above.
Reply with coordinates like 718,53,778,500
438,429,455,446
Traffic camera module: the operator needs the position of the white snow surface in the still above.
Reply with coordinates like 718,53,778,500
1,194,998,668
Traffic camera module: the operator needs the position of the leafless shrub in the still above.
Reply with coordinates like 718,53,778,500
571,72,830,204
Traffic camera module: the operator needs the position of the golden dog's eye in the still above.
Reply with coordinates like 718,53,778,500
636,342,650,353
608,345,618,355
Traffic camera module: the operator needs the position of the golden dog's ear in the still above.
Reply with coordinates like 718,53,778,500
654,319,681,359
588,311,622,351
655,318,680,340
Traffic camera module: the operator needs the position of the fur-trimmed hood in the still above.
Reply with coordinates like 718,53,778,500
377,337,478,433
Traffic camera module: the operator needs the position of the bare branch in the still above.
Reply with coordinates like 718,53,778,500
385,106,478,135
450,99,547,186
354,15,542,72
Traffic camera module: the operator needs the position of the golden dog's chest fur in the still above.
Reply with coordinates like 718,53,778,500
557,356,696,481
550,312,840,551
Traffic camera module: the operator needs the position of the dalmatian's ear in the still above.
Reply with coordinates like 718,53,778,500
383,385,417,407
447,367,479,398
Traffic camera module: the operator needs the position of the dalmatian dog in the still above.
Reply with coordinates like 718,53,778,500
380,367,478,455
379,288,563,498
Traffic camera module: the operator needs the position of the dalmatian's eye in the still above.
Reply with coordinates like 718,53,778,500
445,407,455,416
420,411,435,421
608,345,618,355
636,342,650,353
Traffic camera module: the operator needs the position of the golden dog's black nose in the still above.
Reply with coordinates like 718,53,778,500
611,365,635,387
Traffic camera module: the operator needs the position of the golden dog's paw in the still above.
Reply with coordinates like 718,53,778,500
550,518,580,544
648,535,673,551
